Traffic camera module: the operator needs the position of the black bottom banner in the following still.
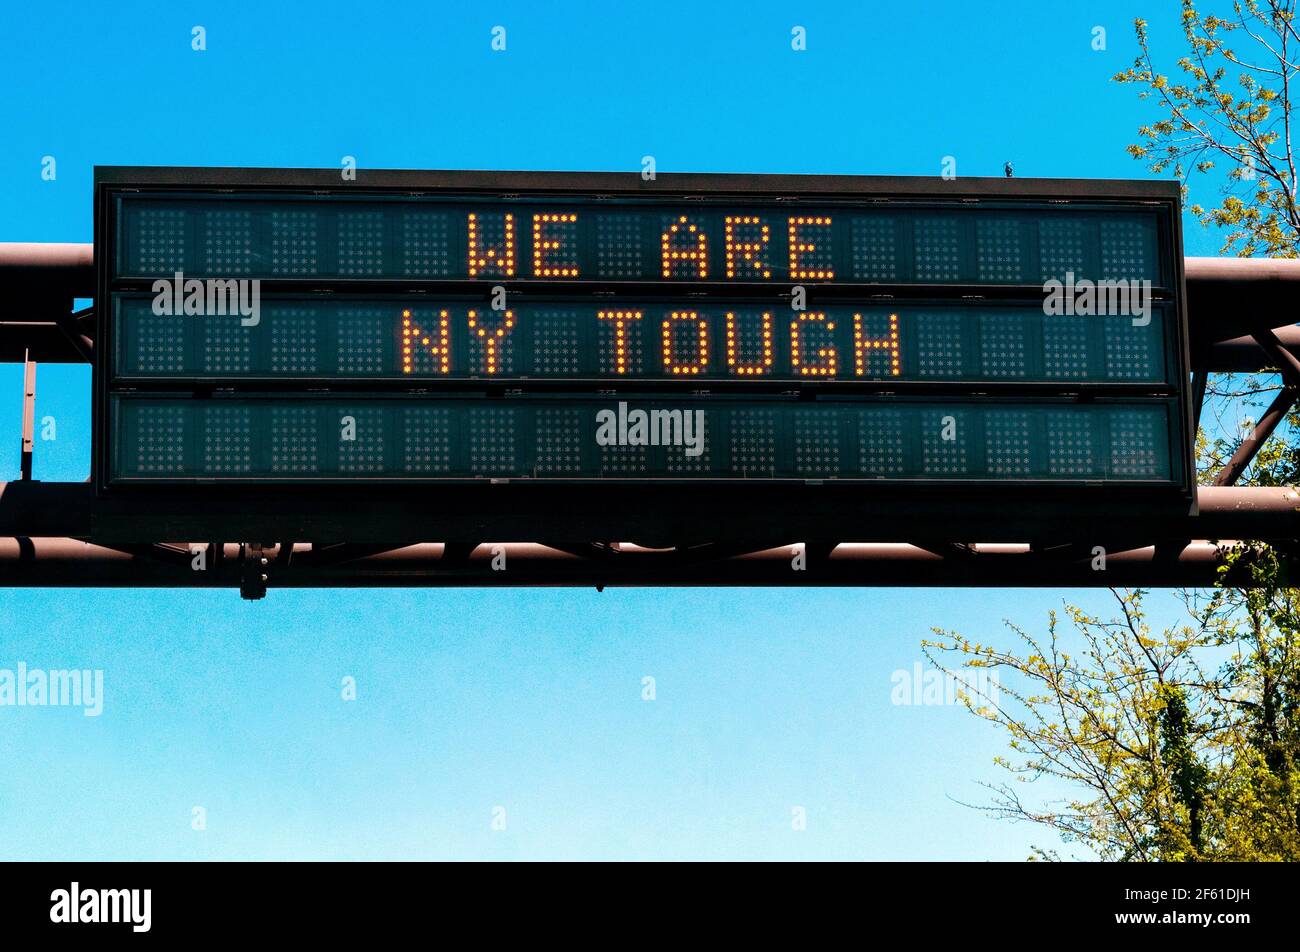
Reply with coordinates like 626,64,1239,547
0,860,1286,939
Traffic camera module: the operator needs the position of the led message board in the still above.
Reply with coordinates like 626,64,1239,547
95,168,1191,492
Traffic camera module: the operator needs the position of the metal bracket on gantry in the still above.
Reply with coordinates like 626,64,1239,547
19,350,35,481
240,542,270,600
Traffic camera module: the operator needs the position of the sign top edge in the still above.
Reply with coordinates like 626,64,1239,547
93,166,1181,201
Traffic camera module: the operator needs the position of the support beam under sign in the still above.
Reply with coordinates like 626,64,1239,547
0,538,1286,589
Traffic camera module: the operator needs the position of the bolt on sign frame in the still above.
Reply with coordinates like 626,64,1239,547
94,167,1193,544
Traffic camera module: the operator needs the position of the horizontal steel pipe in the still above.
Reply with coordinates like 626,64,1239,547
1,248,1299,370
0,538,1262,588
0,242,94,296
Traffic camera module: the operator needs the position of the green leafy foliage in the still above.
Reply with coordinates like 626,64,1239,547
1114,1,1300,257
925,579,1300,860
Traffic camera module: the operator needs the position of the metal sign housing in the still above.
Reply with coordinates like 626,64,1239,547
93,167,1193,540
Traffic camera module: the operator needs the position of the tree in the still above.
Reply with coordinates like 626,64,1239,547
1116,0,1300,484
924,570,1300,860
923,0,1300,860
1114,0,1300,258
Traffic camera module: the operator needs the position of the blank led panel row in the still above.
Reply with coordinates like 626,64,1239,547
111,397,1176,483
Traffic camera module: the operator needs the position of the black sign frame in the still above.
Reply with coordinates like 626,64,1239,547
93,167,1194,527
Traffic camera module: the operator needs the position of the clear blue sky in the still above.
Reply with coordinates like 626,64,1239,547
0,0,1217,860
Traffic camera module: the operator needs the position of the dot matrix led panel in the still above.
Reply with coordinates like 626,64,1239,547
112,297,1174,384
110,396,1178,483
96,168,1191,493
113,194,1169,286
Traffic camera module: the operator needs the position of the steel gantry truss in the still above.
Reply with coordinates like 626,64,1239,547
1,243,1298,596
